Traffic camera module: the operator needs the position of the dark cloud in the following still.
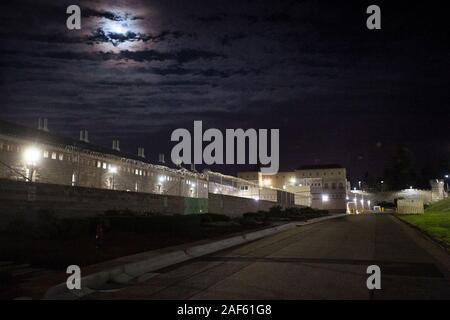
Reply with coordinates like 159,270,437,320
84,8,143,22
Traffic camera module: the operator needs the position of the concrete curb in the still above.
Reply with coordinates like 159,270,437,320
44,213,347,300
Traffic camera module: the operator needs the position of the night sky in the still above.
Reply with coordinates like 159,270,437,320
0,0,448,182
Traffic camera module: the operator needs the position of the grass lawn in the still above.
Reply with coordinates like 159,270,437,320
398,198,450,247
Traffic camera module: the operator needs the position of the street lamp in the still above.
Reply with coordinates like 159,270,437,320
358,181,362,190
23,146,41,182
108,166,117,190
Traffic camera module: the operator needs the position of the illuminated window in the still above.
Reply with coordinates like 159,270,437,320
103,162,107,169
59,154,64,161
44,151,49,158
97,161,101,168
51,152,57,159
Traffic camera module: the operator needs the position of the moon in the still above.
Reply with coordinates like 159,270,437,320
110,23,126,34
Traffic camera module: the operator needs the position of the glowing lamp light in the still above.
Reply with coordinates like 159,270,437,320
191,182,196,188
289,177,296,184
109,166,118,174
24,146,41,166
360,199,364,205
263,178,272,186
322,194,329,202
253,196,259,201
158,175,165,183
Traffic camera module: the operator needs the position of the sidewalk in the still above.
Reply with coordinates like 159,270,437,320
44,213,347,300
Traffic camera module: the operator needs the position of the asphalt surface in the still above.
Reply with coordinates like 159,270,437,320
86,214,450,300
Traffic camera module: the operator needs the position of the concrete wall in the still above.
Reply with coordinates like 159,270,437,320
373,189,432,204
208,193,276,217
0,179,286,226
0,178,195,226
397,199,424,214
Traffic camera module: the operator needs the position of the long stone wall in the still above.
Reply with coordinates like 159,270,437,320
0,179,195,226
208,193,276,217
0,179,279,226
373,189,432,204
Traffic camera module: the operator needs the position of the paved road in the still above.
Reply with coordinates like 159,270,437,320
87,214,450,299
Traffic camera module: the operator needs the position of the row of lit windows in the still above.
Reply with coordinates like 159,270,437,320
0,141,209,187
299,171,343,177
0,142,20,152
324,183,345,189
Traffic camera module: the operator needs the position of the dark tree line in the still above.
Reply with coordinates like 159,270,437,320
361,145,448,191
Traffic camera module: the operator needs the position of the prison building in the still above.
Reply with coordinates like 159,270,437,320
0,119,295,211
0,119,208,199
238,164,349,212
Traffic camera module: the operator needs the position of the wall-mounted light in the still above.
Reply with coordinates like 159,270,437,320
322,194,329,202
23,146,41,166
108,166,118,174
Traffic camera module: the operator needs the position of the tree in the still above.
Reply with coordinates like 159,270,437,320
383,145,417,190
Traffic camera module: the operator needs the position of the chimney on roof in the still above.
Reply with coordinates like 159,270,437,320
79,130,89,143
112,139,120,151
38,118,49,132
158,153,165,164
138,147,145,158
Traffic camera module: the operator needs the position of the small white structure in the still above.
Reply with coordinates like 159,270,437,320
397,199,424,214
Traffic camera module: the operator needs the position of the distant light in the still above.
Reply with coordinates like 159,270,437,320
214,188,219,193
354,197,357,203
445,175,449,179
282,185,286,190
381,180,384,184
410,186,413,189
263,178,271,186
191,182,196,187
322,194,329,202
346,196,349,200
368,200,371,205
24,146,41,166
253,196,259,201
360,199,364,205
158,175,165,183
353,187,356,190
289,177,296,184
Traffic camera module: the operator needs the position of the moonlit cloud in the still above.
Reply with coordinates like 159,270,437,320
0,0,448,178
